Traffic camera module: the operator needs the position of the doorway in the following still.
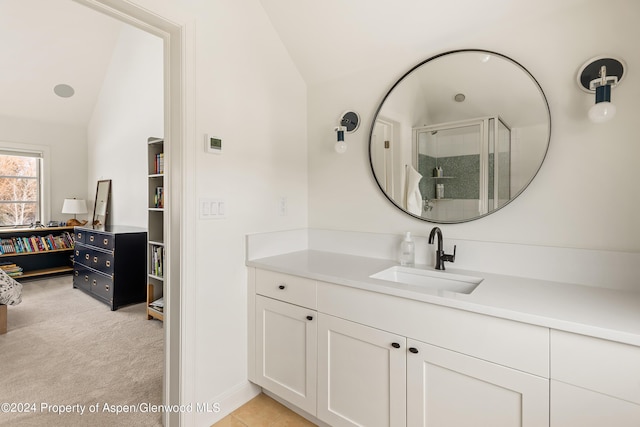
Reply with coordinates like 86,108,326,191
73,1,190,425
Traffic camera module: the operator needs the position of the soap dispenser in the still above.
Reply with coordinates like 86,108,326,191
399,232,415,266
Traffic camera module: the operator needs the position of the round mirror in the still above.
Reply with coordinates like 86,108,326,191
369,49,550,223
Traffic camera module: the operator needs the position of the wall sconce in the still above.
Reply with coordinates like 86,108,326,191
577,56,625,123
333,111,360,153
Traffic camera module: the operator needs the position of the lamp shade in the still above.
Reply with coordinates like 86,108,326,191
62,198,88,215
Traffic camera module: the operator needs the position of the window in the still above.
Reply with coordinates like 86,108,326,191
0,150,43,226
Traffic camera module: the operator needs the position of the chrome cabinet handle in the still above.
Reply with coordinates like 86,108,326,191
89,236,94,242
104,238,109,245
106,260,111,267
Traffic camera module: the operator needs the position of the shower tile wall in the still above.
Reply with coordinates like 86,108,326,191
418,154,494,199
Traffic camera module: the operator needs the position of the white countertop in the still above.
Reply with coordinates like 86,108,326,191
247,250,640,347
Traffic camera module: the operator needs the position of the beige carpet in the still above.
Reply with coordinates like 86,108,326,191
0,276,163,426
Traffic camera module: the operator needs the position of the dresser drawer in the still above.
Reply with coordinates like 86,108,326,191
86,231,114,251
255,269,316,309
73,264,92,292
551,330,640,404
90,270,114,302
74,229,86,244
75,245,114,274
88,249,114,276
74,245,91,267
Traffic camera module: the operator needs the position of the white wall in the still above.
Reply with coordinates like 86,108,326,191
0,115,88,223
189,1,308,416
308,1,640,253
87,25,163,228
100,0,308,423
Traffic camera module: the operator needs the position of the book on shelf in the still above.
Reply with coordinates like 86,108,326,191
0,231,74,255
0,262,23,276
151,245,164,277
154,187,164,208
149,297,164,312
154,152,164,174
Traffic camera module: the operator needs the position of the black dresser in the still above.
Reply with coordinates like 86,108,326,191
73,225,147,310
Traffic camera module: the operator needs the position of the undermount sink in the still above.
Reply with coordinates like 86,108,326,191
369,266,483,294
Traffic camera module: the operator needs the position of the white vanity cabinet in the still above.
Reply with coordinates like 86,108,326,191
249,268,551,426
317,313,407,427
316,313,548,427
406,339,549,427
253,270,318,415
550,330,640,426
248,245,640,427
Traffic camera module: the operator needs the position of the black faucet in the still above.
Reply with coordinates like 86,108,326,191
428,227,456,270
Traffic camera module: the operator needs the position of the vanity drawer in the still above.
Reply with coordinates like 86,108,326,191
551,330,640,404
255,269,316,309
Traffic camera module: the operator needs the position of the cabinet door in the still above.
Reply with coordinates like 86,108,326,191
317,314,406,427
407,339,549,427
255,295,317,415
551,380,640,427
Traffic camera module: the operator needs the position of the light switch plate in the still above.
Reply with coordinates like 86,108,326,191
199,198,226,219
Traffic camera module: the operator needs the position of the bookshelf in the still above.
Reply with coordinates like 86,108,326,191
147,137,164,321
0,226,75,279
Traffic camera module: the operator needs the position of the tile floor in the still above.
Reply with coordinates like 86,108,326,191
212,393,317,427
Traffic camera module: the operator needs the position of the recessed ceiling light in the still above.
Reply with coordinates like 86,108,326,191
54,84,75,98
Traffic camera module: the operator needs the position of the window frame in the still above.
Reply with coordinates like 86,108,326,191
0,141,50,227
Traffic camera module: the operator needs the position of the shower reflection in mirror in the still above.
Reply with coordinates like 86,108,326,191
413,116,510,222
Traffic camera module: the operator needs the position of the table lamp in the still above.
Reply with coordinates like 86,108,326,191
62,198,88,226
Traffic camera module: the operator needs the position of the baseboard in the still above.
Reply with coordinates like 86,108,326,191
197,381,261,426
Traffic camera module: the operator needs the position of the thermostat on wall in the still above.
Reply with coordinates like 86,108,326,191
205,134,222,154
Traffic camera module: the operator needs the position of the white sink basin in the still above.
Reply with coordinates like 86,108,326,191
369,266,483,294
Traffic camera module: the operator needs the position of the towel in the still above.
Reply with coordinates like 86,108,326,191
404,164,423,215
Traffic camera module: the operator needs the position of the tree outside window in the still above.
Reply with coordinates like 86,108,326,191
0,153,40,226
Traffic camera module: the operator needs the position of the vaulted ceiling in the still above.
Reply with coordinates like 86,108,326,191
0,0,121,127
0,0,634,127
258,0,593,85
